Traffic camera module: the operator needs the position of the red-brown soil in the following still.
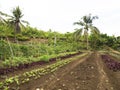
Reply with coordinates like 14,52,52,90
0,52,81,76
1,52,120,90
19,52,120,90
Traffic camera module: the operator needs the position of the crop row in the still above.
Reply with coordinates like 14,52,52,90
1,51,78,67
101,55,120,72
0,53,87,90
0,51,81,75
108,52,120,60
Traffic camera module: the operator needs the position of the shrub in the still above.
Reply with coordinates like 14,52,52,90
16,34,30,41
40,55,50,62
0,40,11,60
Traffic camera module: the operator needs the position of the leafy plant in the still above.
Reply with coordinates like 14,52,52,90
40,55,50,62
0,53,87,90
0,40,11,60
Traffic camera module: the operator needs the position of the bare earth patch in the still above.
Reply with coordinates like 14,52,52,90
5,52,120,90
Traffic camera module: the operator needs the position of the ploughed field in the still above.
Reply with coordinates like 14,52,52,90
0,52,120,90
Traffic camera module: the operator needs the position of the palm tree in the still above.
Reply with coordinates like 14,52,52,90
73,14,99,50
0,6,29,41
9,6,29,33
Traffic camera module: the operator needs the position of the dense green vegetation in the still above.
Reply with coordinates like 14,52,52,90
0,7,120,69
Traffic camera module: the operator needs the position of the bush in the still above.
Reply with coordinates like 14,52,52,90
16,34,30,41
0,40,11,60
40,55,50,62
20,45,30,56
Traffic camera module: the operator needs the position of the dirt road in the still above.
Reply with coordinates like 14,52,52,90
20,52,120,90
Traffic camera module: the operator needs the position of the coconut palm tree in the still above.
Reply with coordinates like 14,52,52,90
73,14,99,50
0,6,29,40
9,6,29,33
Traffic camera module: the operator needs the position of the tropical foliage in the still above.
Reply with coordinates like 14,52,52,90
0,6,120,70
73,14,100,49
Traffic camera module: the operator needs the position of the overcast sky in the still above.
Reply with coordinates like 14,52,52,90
0,0,120,36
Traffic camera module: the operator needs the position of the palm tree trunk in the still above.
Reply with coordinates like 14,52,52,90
14,26,19,44
15,22,21,33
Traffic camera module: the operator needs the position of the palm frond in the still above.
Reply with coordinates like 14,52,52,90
12,6,23,19
73,28,83,40
21,20,29,25
73,21,85,26
0,11,13,18
83,16,88,23
92,16,98,20
19,22,27,31
90,26,100,35
73,22,80,25
0,16,6,24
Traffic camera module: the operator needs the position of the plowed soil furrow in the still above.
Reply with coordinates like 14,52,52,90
101,54,120,90
16,52,120,90
47,53,100,90
20,53,90,90
96,53,113,90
